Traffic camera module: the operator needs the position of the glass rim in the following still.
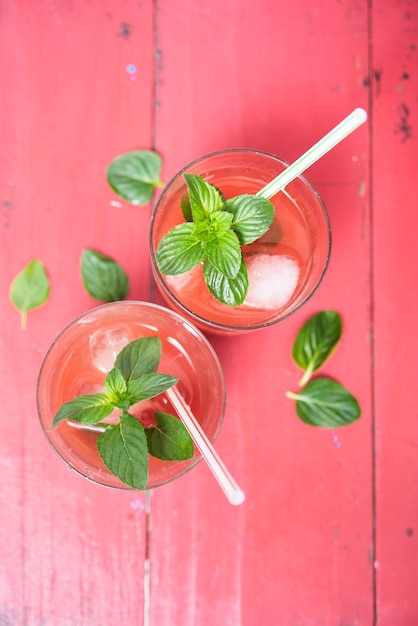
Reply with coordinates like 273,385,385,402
36,300,226,491
149,148,332,332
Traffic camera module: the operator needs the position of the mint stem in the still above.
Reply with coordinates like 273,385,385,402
285,390,300,401
298,363,314,387
21,311,27,331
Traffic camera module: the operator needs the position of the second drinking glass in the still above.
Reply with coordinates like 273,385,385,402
150,149,331,335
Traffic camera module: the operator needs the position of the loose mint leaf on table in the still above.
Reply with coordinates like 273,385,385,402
224,194,275,245
107,149,163,205
155,174,275,307
145,412,194,461
286,378,361,428
10,259,50,329
52,393,115,427
97,413,149,489
155,223,206,275
115,336,162,381
203,257,248,306
293,310,342,386
81,249,129,302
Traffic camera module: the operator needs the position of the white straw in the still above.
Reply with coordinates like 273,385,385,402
257,108,367,200
165,386,245,506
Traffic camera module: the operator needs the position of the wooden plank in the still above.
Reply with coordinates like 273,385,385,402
372,1,418,624
150,1,373,624
0,1,154,624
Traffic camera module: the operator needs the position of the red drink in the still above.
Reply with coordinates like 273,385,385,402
37,301,225,489
150,149,331,334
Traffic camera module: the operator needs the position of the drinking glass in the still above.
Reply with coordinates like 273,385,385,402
150,149,331,334
37,301,225,489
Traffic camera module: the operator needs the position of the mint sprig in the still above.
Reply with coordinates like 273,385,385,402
51,336,194,489
155,174,274,306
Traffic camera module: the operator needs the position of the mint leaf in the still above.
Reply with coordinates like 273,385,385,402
97,413,149,489
81,249,129,302
204,229,242,278
52,393,114,427
126,373,178,404
286,378,361,427
155,223,206,274
180,193,193,221
203,257,248,306
293,311,343,386
145,412,194,461
115,336,162,383
105,367,128,403
107,150,163,205
224,194,275,245
10,259,50,329
154,174,283,307
184,173,224,222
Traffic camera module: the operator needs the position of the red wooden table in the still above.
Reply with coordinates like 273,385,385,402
1,1,417,624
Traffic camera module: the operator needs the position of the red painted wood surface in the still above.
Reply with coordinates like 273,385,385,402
0,1,416,625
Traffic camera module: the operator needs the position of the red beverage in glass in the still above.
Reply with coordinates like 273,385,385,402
37,301,225,490
150,149,331,334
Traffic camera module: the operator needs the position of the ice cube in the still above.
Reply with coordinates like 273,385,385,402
89,325,133,373
244,254,300,310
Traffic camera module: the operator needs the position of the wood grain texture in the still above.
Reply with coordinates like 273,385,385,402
0,0,416,625
150,1,372,625
372,2,418,625
0,2,154,624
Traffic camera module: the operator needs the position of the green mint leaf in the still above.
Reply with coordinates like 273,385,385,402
155,223,206,275
180,193,193,221
115,336,162,382
81,249,129,302
126,373,178,404
181,182,226,221
97,413,149,489
183,173,224,222
204,229,242,278
193,211,234,242
203,258,248,306
293,311,343,386
105,367,128,403
107,149,163,206
286,378,361,428
52,393,114,427
9,259,50,329
145,412,194,461
224,194,275,245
